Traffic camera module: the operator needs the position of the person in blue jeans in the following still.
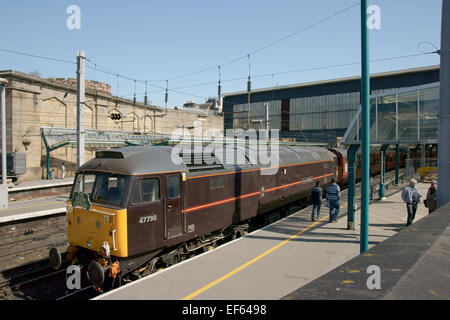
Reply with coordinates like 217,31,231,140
311,181,322,221
401,178,423,226
326,178,340,223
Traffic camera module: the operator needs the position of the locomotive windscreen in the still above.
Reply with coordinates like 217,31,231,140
71,172,128,207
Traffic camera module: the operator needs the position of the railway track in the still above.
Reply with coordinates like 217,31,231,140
0,214,75,300
0,256,102,300
0,215,67,271
0,258,63,299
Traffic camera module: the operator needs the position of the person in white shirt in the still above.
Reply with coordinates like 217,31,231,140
61,163,66,179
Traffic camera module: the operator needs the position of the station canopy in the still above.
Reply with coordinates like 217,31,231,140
341,82,439,146
41,127,170,150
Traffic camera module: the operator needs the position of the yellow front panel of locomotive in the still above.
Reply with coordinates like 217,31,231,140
66,202,128,258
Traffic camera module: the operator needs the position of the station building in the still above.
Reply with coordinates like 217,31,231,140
0,70,223,182
222,65,439,144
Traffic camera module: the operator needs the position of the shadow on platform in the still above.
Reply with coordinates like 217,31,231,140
282,202,450,300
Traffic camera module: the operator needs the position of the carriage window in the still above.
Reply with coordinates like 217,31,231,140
132,178,160,204
167,176,180,199
210,176,224,190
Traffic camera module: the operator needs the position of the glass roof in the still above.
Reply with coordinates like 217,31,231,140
342,82,439,145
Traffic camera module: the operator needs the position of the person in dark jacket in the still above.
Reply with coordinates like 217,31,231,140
311,181,322,221
425,180,437,214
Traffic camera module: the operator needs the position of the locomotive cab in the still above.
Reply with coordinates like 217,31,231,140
51,147,188,290
62,170,186,286
66,171,129,259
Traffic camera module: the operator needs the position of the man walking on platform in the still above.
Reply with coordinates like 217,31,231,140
401,178,423,226
326,178,340,223
311,181,322,221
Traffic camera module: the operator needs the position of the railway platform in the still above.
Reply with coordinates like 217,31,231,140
0,195,67,224
7,177,74,201
95,182,431,300
8,177,74,193
283,202,450,300
0,177,72,224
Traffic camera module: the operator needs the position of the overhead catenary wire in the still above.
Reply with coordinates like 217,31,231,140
118,51,438,98
165,1,360,82
84,59,207,101
9,48,433,102
0,48,75,65
417,41,440,55
0,0,441,107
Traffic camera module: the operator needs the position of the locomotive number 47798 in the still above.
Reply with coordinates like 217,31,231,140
139,215,157,224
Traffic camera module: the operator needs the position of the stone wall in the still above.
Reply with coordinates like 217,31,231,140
0,70,224,182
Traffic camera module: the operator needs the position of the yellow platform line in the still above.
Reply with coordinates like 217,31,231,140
181,204,349,301
182,188,409,300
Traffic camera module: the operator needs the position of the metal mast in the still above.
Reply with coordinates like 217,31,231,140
76,50,86,169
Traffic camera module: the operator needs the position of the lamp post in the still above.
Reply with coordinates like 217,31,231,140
360,0,371,253
76,51,86,169
0,77,8,209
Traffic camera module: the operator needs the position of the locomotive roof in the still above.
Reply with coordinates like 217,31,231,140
78,145,336,176
78,146,188,175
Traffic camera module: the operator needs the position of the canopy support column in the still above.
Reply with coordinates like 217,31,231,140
379,144,389,199
395,144,399,185
347,144,359,230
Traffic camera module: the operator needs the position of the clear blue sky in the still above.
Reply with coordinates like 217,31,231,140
0,0,442,108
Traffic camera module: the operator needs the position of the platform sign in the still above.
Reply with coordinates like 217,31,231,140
0,184,7,209
71,191,91,210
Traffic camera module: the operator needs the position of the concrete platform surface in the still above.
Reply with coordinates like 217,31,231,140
8,177,74,192
283,202,450,300
96,183,430,300
0,195,67,224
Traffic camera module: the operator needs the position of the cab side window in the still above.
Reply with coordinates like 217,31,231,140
132,178,160,204
167,175,180,199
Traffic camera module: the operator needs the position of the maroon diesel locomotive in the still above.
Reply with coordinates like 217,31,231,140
53,144,394,291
